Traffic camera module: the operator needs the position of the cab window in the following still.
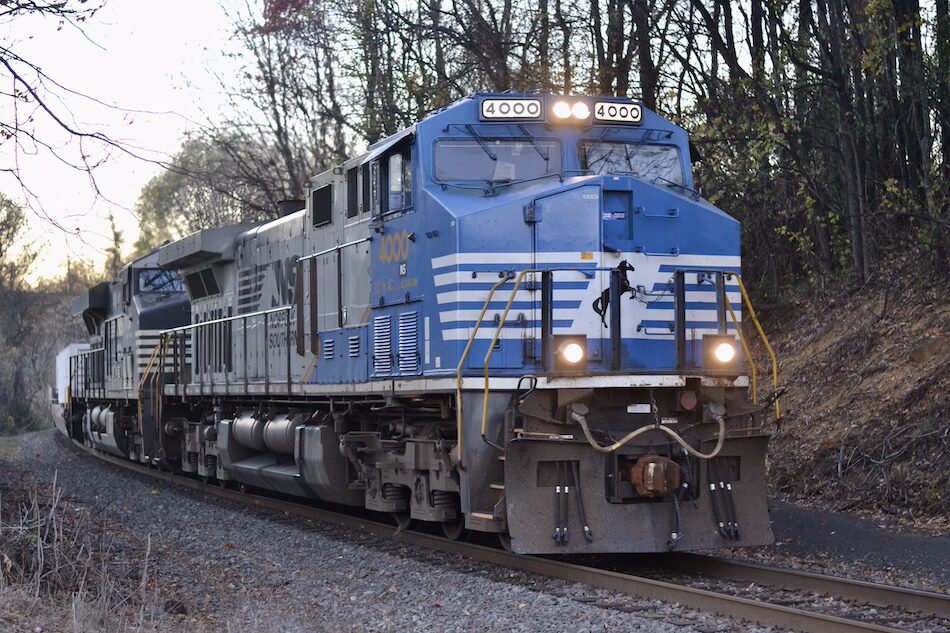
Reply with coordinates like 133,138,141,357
385,147,412,213
434,138,561,183
578,141,684,186
137,269,185,294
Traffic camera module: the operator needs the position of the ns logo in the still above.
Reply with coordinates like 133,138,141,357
267,257,297,308
378,229,410,264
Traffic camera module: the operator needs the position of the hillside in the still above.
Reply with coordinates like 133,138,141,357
760,253,949,529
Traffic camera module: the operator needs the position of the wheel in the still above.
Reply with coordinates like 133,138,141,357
498,532,513,552
441,515,466,541
238,483,249,494
392,511,413,530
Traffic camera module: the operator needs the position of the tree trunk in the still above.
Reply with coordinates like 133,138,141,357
555,0,572,92
539,0,550,89
632,0,657,109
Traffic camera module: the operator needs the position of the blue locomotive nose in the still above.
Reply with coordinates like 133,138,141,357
600,177,637,253
440,170,741,376
598,173,739,260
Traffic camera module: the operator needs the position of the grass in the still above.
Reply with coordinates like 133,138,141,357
0,435,22,460
0,469,195,633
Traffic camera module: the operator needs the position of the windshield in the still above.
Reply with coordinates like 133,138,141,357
434,138,562,183
137,269,185,294
579,142,684,186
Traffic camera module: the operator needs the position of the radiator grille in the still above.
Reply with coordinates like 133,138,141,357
373,316,392,374
322,339,335,360
397,312,420,374
348,336,360,358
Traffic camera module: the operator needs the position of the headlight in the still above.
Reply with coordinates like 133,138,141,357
560,341,585,364
703,334,739,368
552,101,572,119
571,102,591,119
571,101,590,119
713,342,736,363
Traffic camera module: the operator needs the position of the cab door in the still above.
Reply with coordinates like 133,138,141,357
531,185,603,365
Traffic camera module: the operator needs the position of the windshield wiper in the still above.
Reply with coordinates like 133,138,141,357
465,124,497,161
652,175,701,199
517,124,549,162
485,171,563,195
621,134,651,169
587,147,616,174
580,126,615,171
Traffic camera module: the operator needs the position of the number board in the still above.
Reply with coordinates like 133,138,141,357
480,98,543,120
593,102,642,124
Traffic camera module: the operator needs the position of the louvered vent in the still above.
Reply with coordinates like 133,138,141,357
322,339,335,360
348,336,360,358
373,315,392,374
397,311,420,374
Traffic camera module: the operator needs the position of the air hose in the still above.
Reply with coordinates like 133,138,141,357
569,402,726,460
668,493,683,549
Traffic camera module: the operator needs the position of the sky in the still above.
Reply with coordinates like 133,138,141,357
1,1,238,282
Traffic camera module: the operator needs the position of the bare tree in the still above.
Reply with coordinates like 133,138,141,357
169,0,947,289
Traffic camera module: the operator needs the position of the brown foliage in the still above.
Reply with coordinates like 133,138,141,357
762,249,949,523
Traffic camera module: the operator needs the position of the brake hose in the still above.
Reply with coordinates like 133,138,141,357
669,493,683,549
570,403,726,460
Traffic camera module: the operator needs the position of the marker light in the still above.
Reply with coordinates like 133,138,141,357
678,390,698,411
560,342,585,364
713,342,736,363
552,100,572,119
571,102,591,119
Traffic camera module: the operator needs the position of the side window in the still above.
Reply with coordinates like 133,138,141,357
185,272,206,300
401,150,412,206
370,161,380,217
104,321,112,370
122,269,132,305
361,163,371,216
311,184,332,227
200,268,220,295
385,146,412,213
346,167,359,218
388,152,402,212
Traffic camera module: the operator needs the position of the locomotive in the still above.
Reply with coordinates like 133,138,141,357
59,93,782,554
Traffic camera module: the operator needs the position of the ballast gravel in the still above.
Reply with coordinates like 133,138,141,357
8,430,781,633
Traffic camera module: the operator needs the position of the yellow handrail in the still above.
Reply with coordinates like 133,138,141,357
481,269,540,446
457,268,780,467
137,340,163,394
455,274,514,468
732,274,781,420
723,294,757,403
150,335,168,421
137,339,164,429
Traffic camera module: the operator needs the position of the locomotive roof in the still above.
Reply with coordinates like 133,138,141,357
157,222,257,270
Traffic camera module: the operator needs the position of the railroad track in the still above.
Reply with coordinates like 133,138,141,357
69,440,949,633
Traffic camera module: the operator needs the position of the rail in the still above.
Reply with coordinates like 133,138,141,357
732,273,781,419
455,273,515,468
672,269,782,420
136,340,164,434
296,236,372,263
72,438,948,633
68,347,105,401
480,268,540,449
458,265,782,459
157,305,294,398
